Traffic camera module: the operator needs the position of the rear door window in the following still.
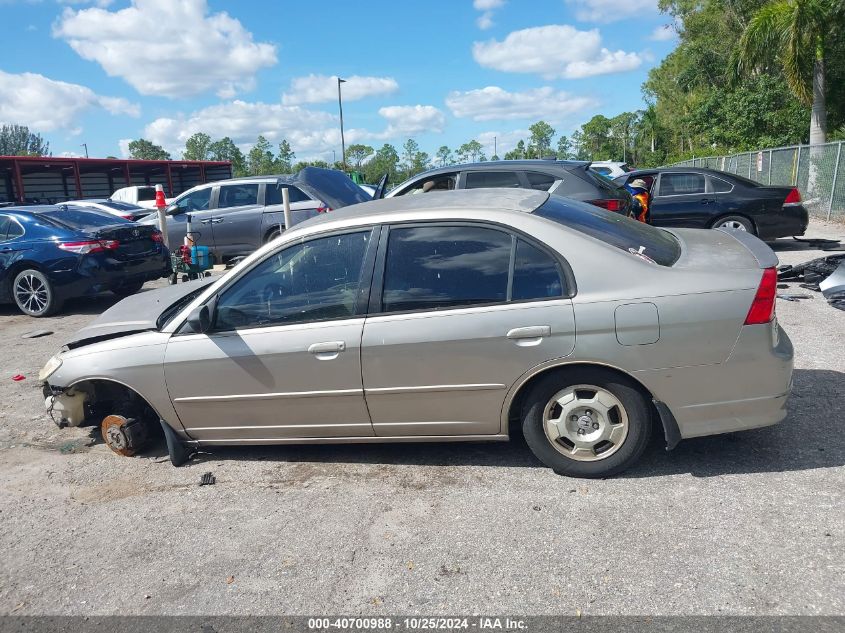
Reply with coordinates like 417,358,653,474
524,172,557,191
218,184,259,209
381,225,511,312
658,173,706,196
463,171,521,189
533,196,681,266
6,218,24,239
0,216,9,240
266,184,313,205
512,239,563,300
711,177,733,193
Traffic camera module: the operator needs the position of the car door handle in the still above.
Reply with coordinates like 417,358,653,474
211,218,224,224
308,341,346,359
700,198,716,204
507,326,551,343
199,218,213,224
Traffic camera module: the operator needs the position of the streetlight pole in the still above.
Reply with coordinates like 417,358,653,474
337,77,347,171
81,143,89,158
494,136,497,159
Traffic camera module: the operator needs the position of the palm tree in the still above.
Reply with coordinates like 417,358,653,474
735,0,844,146
640,105,659,153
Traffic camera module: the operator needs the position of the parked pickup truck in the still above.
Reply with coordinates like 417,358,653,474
110,185,173,210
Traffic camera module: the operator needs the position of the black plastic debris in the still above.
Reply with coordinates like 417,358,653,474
777,294,811,301
199,472,216,486
778,254,845,286
21,330,53,339
792,237,841,246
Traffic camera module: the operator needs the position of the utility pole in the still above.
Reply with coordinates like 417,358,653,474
337,77,347,171
81,143,89,158
494,136,497,159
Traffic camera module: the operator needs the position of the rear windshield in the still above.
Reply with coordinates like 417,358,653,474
533,195,681,266
38,207,129,230
136,187,157,201
99,200,145,212
581,168,622,193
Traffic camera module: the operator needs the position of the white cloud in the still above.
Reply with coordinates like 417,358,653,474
473,0,505,30
566,0,658,23
53,0,277,98
649,24,676,41
0,70,139,132
476,129,528,157
473,25,643,79
282,74,399,106
446,86,597,122
377,105,446,137
473,0,504,9
142,100,445,157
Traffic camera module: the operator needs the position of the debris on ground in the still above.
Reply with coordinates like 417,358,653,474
778,253,845,287
226,575,235,584
21,330,53,339
11,374,25,382
777,294,812,302
199,472,216,486
819,262,845,311
793,237,841,247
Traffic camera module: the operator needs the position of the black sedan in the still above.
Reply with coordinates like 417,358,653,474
614,167,809,240
0,206,170,317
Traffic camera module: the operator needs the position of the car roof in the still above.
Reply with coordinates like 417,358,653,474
295,188,549,233
625,167,730,177
409,160,588,178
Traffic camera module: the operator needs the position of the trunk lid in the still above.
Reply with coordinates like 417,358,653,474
670,227,777,271
90,223,162,259
293,167,372,210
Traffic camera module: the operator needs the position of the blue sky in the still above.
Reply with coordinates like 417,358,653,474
0,0,677,161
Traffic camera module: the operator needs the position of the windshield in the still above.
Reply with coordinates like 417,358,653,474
136,187,157,201
533,195,681,266
37,207,129,230
98,200,145,212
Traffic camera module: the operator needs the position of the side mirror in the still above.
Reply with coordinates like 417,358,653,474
186,296,217,333
167,204,182,215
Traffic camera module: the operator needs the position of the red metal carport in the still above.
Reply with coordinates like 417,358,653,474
0,156,232,204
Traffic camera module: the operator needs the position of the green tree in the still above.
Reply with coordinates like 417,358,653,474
503,139,527,160
556,135,572,160
610,112,639,163
364,143,400,183
639,105,659,154
127,138,170,160
436,145,452,166
457,140,484,162
735,0,844,146
346,143,374,169
529,121,556,158
0,124,50,156
247,135,275,175
277,139,296,172
182,132,211,161
208,137,246,176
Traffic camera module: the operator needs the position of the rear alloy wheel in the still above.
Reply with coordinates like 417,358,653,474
112,280,145,297
265,228,285,243
13,269,60,317
713,215,754,234
521,369,652,478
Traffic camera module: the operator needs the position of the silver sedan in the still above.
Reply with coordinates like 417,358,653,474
39,189,793,477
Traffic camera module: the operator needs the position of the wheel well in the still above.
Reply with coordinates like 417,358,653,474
709,213,757,233
69,379,164,440
0,261,46,301
264,225,285,243
506,363,659,438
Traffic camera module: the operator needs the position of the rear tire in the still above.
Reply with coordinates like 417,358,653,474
13,269,60,317
712,215,755,234
265,227,285,244
521,368,652,478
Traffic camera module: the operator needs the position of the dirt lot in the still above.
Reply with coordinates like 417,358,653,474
1,222,843,616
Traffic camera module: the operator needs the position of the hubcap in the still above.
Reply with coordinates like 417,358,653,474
719,220,747,231
543,385,629,462
15,274,48,314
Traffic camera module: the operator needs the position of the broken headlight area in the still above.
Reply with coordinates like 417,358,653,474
38,354,63,383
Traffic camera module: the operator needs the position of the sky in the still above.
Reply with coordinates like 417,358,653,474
0,0,678,162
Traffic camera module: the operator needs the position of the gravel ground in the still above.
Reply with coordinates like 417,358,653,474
0,221,843,616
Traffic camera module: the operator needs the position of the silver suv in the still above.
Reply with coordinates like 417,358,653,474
140,168,370,261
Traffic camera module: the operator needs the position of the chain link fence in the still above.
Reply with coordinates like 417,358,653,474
670,141,845,221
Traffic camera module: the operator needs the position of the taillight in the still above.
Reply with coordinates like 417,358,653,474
784,188,802,205
316,205,331,213
587,198,621,212
151,231,163,243
120,214,134,220
744,267,777,325
58,240,120,254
